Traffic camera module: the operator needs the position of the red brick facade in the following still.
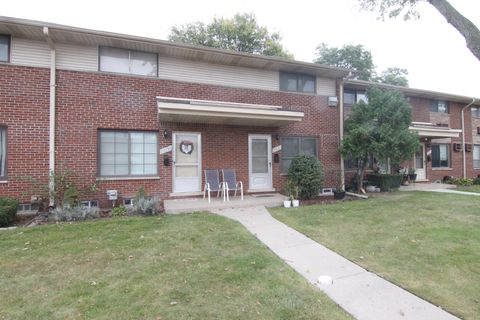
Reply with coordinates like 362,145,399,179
1,65,341,207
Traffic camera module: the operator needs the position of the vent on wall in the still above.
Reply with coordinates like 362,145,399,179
465,144,472,152
477,127,480,134
453,143,462,152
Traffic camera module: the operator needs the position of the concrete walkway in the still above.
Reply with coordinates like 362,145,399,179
212,206,459,320
400,182,480,196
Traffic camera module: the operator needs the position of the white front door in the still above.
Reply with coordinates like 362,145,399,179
248,134,272,190
414,143,426,180
173,132,202,193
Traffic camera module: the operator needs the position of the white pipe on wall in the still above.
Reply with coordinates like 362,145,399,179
339,79,345,190
43,27,56,206
461,98,476,179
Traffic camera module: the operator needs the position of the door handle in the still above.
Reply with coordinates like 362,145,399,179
269,162,272,167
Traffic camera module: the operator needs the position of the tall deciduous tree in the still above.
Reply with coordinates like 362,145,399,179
314,44,409,86
341,87,419,191
314,43,375,81
358,0,480,61
374,67,409,86
169,13,292,58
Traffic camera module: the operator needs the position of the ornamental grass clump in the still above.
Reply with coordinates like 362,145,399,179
287,154,324,200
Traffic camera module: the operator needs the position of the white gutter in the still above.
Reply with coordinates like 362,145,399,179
461,98,476,178
339,79,345,190
43,27,56,206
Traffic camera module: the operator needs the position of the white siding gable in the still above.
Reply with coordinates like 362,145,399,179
10,37,50,68
316,77,336,96
56,43,98,72
158,56,278,91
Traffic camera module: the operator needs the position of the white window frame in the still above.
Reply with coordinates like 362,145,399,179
99,46,158,77
0,34,10,63
98,130,158,178
473,145,480,169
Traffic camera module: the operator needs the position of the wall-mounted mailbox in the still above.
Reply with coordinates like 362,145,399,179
274,153,279,163
163,154,170,166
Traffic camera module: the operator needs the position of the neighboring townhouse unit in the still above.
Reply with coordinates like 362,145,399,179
0,17,350,208
344,80,479,184
1,17,479,209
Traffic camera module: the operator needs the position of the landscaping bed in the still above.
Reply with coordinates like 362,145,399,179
271,192,480,320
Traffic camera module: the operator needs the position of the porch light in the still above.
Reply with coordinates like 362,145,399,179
163,129,169,139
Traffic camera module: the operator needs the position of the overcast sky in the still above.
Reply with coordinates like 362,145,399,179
3,0,479,98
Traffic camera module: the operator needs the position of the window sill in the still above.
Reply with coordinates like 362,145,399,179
0,180,8,184
96,176,160,181
431,168,452,171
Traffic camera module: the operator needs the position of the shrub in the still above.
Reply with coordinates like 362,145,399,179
367,173,403,192
131,197,160,216
111,205,127,217
450,178,474,186
473,177,480,185
0,197,19,227
51,205,100,222
287,154,324,200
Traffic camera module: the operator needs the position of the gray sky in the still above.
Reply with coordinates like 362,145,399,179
3,0,479,98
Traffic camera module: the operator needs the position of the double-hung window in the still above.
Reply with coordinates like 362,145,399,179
474,145,480,169
280,72,316,93
98,130,158,177
0,35,10,62
281,137,317,173
431,144,450,168
471,106,480,118
430,100,449,113
0,127,6,179
99,46,158,76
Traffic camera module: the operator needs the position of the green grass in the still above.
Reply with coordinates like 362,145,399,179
0,214,350,320
271,192,480,320
456,185,480,193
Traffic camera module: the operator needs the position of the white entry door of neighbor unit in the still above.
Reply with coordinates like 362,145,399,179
248,134,272,191
414,143,426,180
173,132,202,193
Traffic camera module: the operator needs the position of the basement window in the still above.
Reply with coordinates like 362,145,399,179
0,35,9,62
99,46,158,77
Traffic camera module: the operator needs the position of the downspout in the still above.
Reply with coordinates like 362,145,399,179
339,79,345,190
461,98,476,178
43,27,56,206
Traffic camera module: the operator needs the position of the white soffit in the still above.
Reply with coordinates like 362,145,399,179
157,96,304,127
409,124,461,138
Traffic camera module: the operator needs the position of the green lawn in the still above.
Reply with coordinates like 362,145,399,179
0,214,350,320
456,185,480,193
271,192,480,319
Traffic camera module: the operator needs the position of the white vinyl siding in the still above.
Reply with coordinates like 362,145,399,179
10,37,50,68
158,56,278,91
316,77,336,96
56,43,98,71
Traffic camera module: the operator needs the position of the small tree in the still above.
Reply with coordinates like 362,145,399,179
341,87,419,191
287,154,324,200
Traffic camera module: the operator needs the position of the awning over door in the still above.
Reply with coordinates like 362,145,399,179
409,122,461,139
157,96,304,126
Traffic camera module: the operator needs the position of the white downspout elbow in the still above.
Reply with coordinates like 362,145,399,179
461,98,476,179
43,27,56,206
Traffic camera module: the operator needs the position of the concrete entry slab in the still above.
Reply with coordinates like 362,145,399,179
164,193,284,214
214,205,459,320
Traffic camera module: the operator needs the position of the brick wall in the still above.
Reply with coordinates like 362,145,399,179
1,64,341,207
0,65,50,201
